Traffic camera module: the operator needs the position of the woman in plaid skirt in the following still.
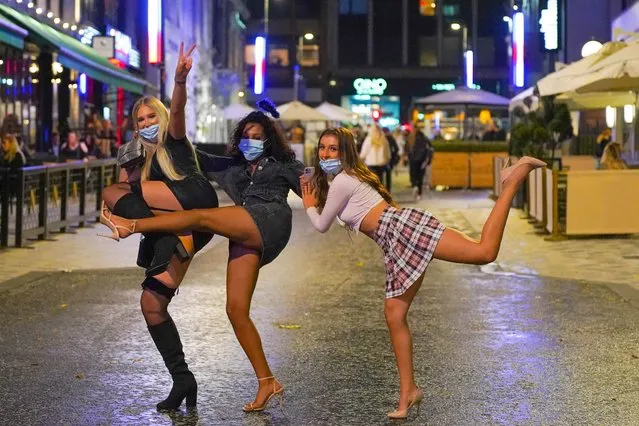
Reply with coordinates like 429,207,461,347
300,127,546,419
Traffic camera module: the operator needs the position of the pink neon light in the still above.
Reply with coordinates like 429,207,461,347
148,0,162,64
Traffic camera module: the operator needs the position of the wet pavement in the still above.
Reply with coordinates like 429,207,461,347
2,197,639,425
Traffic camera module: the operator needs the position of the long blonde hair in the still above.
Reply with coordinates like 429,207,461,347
2,134,20,162
601,142,628,170
310,127,397,210
133,96,198,181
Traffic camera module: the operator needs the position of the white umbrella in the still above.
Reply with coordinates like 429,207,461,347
223,103,255,120
414,87,510,107
536,41,627,96
573,41,639,93
314,102,358,122
277,101,331,121
555,90,636,110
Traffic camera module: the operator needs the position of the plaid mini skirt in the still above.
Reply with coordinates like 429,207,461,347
373,206,446,298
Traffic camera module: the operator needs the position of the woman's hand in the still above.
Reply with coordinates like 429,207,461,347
300,176,317,209
175,42,196,82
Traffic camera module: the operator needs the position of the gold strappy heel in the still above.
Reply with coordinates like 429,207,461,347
242,376,284,412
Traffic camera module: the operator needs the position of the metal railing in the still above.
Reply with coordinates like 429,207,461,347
0,159,118,248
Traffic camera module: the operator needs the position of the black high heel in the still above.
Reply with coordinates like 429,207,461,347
156,373,197,411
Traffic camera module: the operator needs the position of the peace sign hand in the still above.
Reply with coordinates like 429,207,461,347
175,42,196,82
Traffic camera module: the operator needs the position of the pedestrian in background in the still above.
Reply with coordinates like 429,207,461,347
300,127,546,420
382,127,400,191
406,125,430,201
594,128,611,169
360,123,391,188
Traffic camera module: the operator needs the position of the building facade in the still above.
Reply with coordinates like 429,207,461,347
243,0,511,125
0,0,247,152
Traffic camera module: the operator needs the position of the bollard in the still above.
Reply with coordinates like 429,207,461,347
544,169,566,242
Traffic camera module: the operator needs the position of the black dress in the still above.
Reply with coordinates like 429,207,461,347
203,155,304,266
148,134,219,251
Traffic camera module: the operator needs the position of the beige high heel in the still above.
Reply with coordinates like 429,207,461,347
500,156,547,186
387,386,424,420
98,201,136,241
242,376,284,412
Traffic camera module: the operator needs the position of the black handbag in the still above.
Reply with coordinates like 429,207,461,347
117,138,145,169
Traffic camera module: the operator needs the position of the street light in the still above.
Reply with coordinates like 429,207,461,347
451,23,473,88
294,32,315,101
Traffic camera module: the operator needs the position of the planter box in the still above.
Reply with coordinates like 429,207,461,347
432,151,508,188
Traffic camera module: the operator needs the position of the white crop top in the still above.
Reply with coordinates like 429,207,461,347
306,172,383,233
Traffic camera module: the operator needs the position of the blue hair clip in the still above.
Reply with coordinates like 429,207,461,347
256,98,280,119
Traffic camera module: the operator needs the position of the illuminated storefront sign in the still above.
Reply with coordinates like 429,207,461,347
353,78,387,96
107,26,141,69
539,0,560,51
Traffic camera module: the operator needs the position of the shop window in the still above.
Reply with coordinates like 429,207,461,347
443,4,460,16
419,0,436,16
419,37,438,66
245,44,290,67
299,44,320,67
340,0,368,15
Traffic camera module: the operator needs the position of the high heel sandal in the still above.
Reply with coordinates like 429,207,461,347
387,385,424,420
242,376,285,412
500,156,547,186
98,201,136,241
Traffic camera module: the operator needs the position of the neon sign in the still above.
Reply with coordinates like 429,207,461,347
353,78,387,96
465,50,474,89
254,36,266,95
513,12,525,88
539,0,559,51
148,0,162,64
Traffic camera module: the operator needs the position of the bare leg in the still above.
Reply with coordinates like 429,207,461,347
433,163,530,265
384,273,424,412
225,243,282,408
109,206,263,250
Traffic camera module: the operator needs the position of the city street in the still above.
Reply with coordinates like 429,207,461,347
1,184,639,425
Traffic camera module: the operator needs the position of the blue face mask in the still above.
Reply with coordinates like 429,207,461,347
319,158,342,175
139,124,160,142
238,138,265,161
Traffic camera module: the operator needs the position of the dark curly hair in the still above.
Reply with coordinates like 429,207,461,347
227,111,296,162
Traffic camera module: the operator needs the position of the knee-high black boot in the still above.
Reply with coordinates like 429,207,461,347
112,193,188,275
148,317,197,411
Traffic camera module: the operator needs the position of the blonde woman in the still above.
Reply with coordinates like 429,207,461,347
600,142,628,170
99,43,219,411
0,134,26,170
300,128,544,419
359,124,391,187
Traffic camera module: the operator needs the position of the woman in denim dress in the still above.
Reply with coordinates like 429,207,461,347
101,103,304,412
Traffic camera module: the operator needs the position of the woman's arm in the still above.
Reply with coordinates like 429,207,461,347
195,149,234,173
285,160,305,197
168,42,196,140
303,174,354,233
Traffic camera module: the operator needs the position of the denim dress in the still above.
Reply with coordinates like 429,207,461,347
200,154,304,265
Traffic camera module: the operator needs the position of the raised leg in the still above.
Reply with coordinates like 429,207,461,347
384,273,424,413
433,161,531,264
110,206,263,250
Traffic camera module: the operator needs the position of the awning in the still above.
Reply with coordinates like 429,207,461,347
0,4,147,94
0,14,27,49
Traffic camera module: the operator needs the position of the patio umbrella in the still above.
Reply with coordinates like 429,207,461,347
223,103,255,120
314,102,358,122
573,41,639,93
277,101,331,121
536,41,627,96
414,87,510,107
555,90,636,110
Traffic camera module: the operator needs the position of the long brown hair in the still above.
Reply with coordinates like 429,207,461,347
310,127,397,210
